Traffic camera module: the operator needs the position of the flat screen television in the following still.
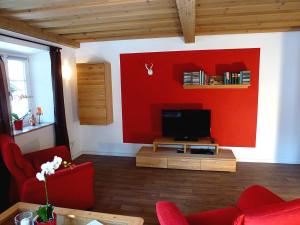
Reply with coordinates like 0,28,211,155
162,109,211,141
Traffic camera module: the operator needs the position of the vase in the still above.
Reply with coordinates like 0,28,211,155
14,120,23,130
35,213,56,225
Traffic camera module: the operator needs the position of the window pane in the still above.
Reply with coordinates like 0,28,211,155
7,59,27,81
7,59,30,117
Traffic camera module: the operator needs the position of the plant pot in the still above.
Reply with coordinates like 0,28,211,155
14,120,23,130
35,213,56,225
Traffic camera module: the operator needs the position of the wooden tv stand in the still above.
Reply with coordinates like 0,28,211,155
136,138,236,172
153,137,219,154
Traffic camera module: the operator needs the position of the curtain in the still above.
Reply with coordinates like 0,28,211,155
0,57,12,135
49,47,70,148
0,56,12,212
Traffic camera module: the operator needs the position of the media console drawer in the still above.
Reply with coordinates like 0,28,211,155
201,159,236,172
136,147,236,172
168,158,201,170
136,156,167,168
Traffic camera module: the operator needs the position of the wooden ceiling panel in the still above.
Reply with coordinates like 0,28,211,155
0,0,159,11
0,0,300,46
29,8,178,28
61,26,181,39
46,18,180,35
61,26,181,42
196,1,300,16
197,12,300,26
2,0,175,21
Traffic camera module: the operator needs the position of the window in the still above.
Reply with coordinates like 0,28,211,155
7,57,32,118
1,49,54,135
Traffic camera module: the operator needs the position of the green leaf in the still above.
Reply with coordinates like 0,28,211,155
36,205,54,222
37,206,48,222
11,113,20,121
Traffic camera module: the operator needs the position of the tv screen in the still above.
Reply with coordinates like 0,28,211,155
162,109,211,140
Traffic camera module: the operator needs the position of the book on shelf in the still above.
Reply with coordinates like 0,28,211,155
241,71,251,84
184,69,251,86
183,70,207,85
223,70,251,85
183,72,192,84
192,72,200,84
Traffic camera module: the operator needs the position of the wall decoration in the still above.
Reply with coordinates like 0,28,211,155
120,48,260,147
145,63,153,76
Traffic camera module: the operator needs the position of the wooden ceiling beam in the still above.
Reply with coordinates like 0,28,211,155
0,16,79,48
176,0,196,43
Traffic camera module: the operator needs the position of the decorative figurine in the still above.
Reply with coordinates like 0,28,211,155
36,107,43,124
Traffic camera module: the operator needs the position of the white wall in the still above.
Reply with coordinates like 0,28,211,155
15,125,55,153
60,47,81,158
75,31,300,164
29,51,54,123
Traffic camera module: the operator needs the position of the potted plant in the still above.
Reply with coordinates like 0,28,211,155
35,156,62,225
11,112,30,130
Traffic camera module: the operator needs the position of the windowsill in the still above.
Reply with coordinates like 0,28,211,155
13,122,54,136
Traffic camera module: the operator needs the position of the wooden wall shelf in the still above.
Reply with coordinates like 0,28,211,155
183,84,250,89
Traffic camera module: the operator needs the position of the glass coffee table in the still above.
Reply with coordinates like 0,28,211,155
0,202,144,225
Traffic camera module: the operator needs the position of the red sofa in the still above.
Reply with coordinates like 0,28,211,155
157,185,300,225
0,134,95,210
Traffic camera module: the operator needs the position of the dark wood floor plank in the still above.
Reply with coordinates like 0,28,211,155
75,155,300,225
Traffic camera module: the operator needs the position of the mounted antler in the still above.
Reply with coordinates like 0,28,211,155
145,63,154,76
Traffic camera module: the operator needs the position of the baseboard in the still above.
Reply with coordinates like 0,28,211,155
71,150,137,160
82,150,136,157
72,146,300,164
71,151,83,160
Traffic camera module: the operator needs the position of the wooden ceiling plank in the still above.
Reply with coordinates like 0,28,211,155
76,32,180,42
196,27,300,35
29,9,178,28
196,0,300,8
176,0,196,43
76,31,181,42
0,16,79,48
196,11,300,26
4,0,175,21
196,1,300,16
196,21,300,32
0,0,162,11
46,18,180,35
61,26,181,39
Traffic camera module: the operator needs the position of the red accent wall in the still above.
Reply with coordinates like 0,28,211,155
120,48,260,147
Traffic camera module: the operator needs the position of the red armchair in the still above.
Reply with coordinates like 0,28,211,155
0,134,95,210
157,185,300,225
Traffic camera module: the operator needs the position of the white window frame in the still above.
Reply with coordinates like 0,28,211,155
0,52,34,127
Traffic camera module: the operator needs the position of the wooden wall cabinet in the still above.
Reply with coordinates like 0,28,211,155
77,62,113,125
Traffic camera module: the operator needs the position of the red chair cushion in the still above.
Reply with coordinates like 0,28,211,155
237,185,284,211
156,201,189,225
9,143,35,178
187,206,241,225
234,199,300,225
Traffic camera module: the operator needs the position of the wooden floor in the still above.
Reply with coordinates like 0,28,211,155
75,155,300,225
